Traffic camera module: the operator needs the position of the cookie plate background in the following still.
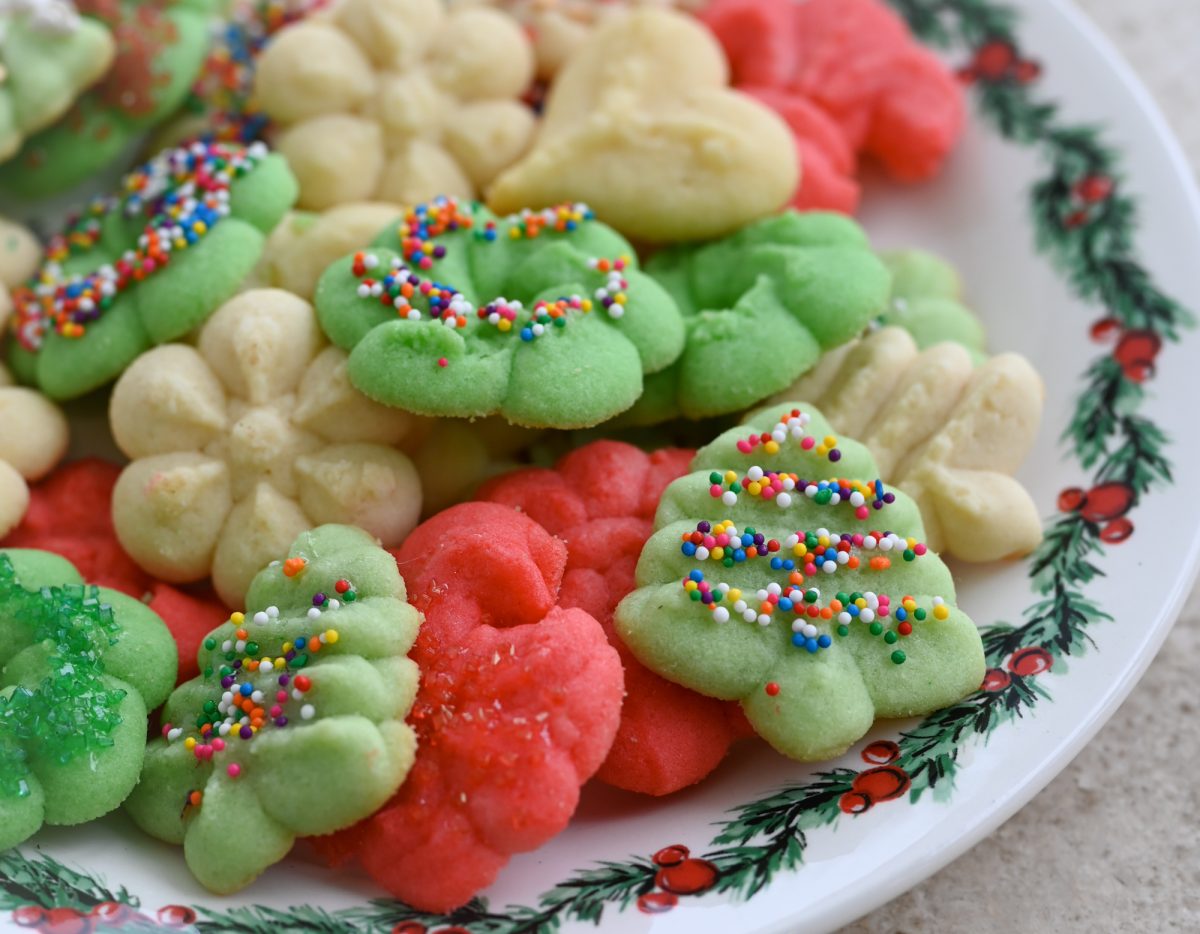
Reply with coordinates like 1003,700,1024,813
4,0,1200,931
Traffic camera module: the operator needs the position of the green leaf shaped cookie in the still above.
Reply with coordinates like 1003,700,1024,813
313,197,686,429
6,140,298,400
124,525,421,894
0,548,177,851
622,211,892,423
615,403,985,761
878,249,987,361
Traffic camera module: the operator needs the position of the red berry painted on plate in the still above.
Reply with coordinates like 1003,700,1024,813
1013,59,1042,83
41,907,90,934
88,902,132,925
1089,317,1121,342
1114,329,1162,367
1057,487,1086,512
11,906,45,928
973,39,1016,80
637,892,678,914
1080,481,1134,522
156,905,197,927
982,668,1012,692
1009,646,1053,677
1074,174,1114,203
861,740,900,765
1063,209,1090,228
655,858,719,896
852,766,911,802
652,844,690,867
839,791,873,814
391,924,426,934
1100,517,1134,543
1122,359,1155,383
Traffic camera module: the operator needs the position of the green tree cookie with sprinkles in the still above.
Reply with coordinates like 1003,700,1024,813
620,210,893,424
124,525,421,894
6,138,297,400
312,196,686,429
0,548,177,851
615,403,985,761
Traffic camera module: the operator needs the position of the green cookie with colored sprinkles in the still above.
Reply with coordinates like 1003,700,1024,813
123,525,421,895
620,211,892,424
0,548,177,852
312,197,686,429
614,403,985,762
5,139,298,401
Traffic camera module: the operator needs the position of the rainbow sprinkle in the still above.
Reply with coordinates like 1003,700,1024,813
707,467,894,518
735,409,844,462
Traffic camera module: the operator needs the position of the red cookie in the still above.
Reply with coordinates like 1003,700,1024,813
702,0,964,210
0,459,227,681
314,503,623,911
479,441,750,796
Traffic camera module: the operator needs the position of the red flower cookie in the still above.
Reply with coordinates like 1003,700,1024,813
702,0,965,212
479,441,749,796
314,503,623,911
0,459,226,681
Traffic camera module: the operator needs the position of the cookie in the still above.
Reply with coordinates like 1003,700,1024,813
313,197,686,428
622,210,891,423
109,288,422,607
314,503,623,911
0,547,176,850
615,404,986,761
253,0,536,210
878,249,987,359
0,384,69,537
479,440,757,796
0,0,115,163
6,140,298,400
0,0,215,198
2,458,229,681
124,525,421,894
487,9,796,243
702,0,965,212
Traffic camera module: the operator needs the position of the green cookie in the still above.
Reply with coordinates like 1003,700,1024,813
0,548,177,851
614,402,985,762
0,0,215,198
620,211,892,423
312,198,686,429
878,250,987,361
7,140,297,400
124,525,422,894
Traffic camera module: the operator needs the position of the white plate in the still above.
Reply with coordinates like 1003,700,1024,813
4,0,1200,931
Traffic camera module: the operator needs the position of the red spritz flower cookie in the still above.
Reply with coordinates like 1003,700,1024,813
702,0,965,212
479,441,749,796
314,502,623,911
0,458,227,681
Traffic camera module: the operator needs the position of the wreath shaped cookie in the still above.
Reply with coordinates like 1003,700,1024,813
124,525,421,894
6,140,298,400
615,403,985,761
313,197,686,428
0,547,176,850
109,288,422,608
623,210,891,423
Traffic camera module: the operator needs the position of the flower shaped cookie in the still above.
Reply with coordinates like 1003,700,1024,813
0,0,115,162
313,197,686,428
624,210,891,423
615,403,985,761
124,525,421,893
253,0,537,210
487,8,797,242
0,547,176,850
315,503,623,911
110,288,422,608
6,140,297,400
702,0,965,212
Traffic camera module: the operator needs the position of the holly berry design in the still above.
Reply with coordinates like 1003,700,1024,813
957,39,1041,86
636,846,720,913
838,744,912,815
1057,479,1136,542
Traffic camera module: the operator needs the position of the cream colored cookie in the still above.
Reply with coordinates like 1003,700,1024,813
0,384,70,536
109,288,423,605
486,9,796,242
254,0,536,210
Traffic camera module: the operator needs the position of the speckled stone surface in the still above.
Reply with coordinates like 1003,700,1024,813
843,2,1200,931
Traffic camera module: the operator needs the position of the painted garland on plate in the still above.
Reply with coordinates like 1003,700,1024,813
0,0,1194,930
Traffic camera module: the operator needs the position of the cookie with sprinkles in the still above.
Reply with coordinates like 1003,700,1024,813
313,196,686,428
124,524,421,894
0,547,176,850
615,402,984,761
621,210,891,424
5,139,298,400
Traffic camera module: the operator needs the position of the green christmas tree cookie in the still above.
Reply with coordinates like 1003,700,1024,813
124,525,421,894
615,403,985,761
0,548,177,851
620,211,892,424
312,197,686,429
878,249,986,361
6,139,297,400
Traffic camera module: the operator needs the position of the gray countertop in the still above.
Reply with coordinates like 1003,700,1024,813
845,1,1200,930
